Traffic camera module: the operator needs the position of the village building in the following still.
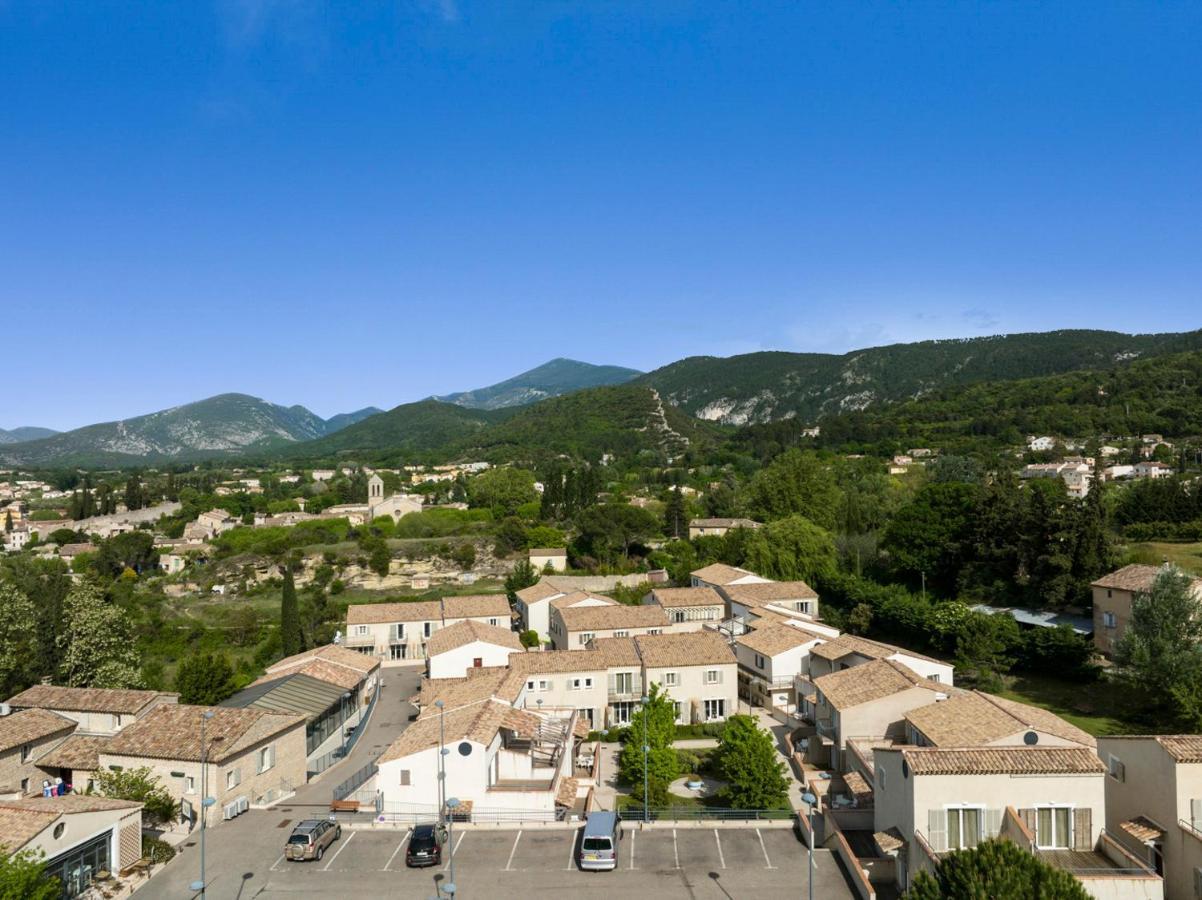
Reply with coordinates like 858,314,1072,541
1092,565,1202,657
548,602,670,651
426,620,525,679
345,595,512,665
643,586,725,630
0,708,78,799
687,518,762,539
528,547,568,573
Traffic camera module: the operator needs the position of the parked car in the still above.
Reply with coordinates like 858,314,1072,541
406,823,448,867
578,811,619,871
285,819,341,862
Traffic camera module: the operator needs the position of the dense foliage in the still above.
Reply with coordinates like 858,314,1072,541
906,838,1091,899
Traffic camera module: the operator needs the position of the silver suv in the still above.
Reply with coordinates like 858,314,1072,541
285,819,342,862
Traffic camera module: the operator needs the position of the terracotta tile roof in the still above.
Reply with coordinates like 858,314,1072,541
556,776,579,807
253,658,364,692
427,619,523,656
380,699,510,762
7,685,177,716
904,691,1094,749
844,770,873,802
515,582,565,605
0,795,141,815
634,632,736,668
0,806,59,852
557,603,668,632
1092,564,1201,592
346,594,510,625
34,734,111,771
0,708,76,753
573,717,590,739
814,659,945,710
103,705,305,764
1120,816,1165,843
723,581,818,605
874,828,906,854
690,563,764,586
737,624,821,657
587,637,642,667
416,670,516,714
441,595,512,619
549,591,615,610
1156,735,1202,763
502,707,541,738
266,644,379,677
897,746,1106,776
528,548,567,557
506,650,607,674
809,634,943,666
648,587,724,609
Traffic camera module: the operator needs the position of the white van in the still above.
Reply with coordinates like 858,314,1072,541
578,811,619,871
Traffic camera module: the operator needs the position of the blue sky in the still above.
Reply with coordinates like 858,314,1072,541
2,1,1200,430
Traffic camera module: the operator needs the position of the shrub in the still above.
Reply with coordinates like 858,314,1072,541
142,835,175,865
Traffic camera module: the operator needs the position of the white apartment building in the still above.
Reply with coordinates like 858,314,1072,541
426,620,524,679
345,595,512,665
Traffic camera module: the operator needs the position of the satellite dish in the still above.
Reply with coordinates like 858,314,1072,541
1023,731,1039,745
458,741,472,756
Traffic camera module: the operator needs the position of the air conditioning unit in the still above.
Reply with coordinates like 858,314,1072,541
236,795,249,815
222,801,238,821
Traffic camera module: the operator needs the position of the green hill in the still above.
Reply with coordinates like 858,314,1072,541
639,329,1202,425
434,357,642,410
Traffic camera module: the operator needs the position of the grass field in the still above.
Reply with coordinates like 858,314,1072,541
1122,540,1202,576
999,672,1147,737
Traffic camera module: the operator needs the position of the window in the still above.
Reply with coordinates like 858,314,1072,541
577,708,594,726
663,672,678,687
579,633,594,646
527,680,536,691
614,630,628,638
1103,612,1117,629
1035,806,1073,849
472,657,483,668
614,672,633,694
20,744,30,763
185,776,196,794
390,645,407,660
400,770,411,786
671,611,685,623
705,669,721,685
569,677,593,691
703,699,725,721
1108,754,1125,782
354,624,369,636
391,623,406,640
488,618,498,626
111,714,122,730
539,679,551,691
754,654,765,670
257,745,275,774
226,768,241,790
612,701,635,724
673,702,684,723
648,629,661,635
929,674,940,683
877,767,886,790
946,806,985,850
424,622,433,638
20,778,28,793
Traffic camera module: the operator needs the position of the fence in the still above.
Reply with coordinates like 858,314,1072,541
332,762,378,802
307,687,379,778
618,807,794,823
371,801,567,826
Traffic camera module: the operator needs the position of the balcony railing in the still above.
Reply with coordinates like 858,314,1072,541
344,634,374,647
816,720,837,741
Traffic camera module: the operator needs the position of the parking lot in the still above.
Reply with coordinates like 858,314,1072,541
252,823,858,898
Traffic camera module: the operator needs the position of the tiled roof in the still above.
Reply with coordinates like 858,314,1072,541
416,670,517,714
34,734,111,771
267,644,379,677
501,707,541,738
1091,564,1201,592
515,582,564,605
648,587,724,609
587,638,643,668
809,634,943,665
346,594,510,625
634,632,735,668
556,776,579,807
1156,735,1202,763
843,770,873,802
557,603,668,632
0,806,59,851
1120,816,1165,843
0,795,141,815
506,650,606,674
897,746,1106,776
814,659,945,710
427,620,523,656
722,581,818,604
689,518,761,529
380,699,510,762
254,658,363,692
690,563,763,586
6,685,177,716
737,624,820,657
550,591,615,610
441,595,512,619
528,548,567,556
0,708,76,753
873,828,906,854
904,691,1094,749
103,705,305,764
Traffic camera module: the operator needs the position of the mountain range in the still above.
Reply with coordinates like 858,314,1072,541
3,330,1201,467
0,426,58,444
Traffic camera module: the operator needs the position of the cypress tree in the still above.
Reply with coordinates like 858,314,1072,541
280,566,303,657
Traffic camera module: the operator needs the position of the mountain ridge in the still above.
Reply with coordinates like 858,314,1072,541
0,426,59,444
433,357,642,410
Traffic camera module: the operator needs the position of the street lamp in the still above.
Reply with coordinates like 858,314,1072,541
189,711,220,899
445,797,460,898
640,694,649,822
801,791,817,900
435,700,446,816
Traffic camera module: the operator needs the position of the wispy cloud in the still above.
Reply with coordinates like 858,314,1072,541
963,307,1000,331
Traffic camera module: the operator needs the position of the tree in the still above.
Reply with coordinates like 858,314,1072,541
93,531,158,578
519,629,540,648
0,849,60,900
712,715,790,809
504,559,539,604
1115,567,1202,727
618,683,680,808
744,450,842,529
952,609,1019,691
280,566,304,658
742,515,838,584
575,504,659,565
92,766,179,827
57,580,142,688
450,543,477,570
663,487,686,540
0,581,38,698
467,468,538,517
3,511,10,534
905,838,1090,899
174,652,238,705
881,483,978,595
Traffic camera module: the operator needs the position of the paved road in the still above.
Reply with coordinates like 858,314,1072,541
134,665,423,900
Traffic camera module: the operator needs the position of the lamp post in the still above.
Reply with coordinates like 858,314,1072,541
435,700,446,816
445,796,460,899
189,711,218,899
801,791,817,900
640,694,649,822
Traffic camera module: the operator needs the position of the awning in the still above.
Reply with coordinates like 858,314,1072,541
221,672,348,722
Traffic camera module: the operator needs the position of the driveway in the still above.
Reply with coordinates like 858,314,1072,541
133,665,423,900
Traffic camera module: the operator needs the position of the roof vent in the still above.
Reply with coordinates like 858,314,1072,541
0,703,10,717
1023,730,1039,746
934,693,948,702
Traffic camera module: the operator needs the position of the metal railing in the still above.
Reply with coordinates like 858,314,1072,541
1181,818,1202,841
619,807,794,822
332,762,378,802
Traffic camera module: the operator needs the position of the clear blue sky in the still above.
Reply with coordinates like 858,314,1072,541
3,1,1200,431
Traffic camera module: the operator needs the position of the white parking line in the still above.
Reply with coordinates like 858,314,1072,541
628,828,637,870
713,829,726,870
565,829,578,870
321,830,355,871
269,853,286,872
672,829,680,869
756,828,776,869
443,832,465,870
505,831,523,871
382,830,411,871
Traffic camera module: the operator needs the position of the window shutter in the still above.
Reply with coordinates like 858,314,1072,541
1073,808,1092,851
546,679,554,690
985,808,1003,839
400,770,410,786
1019,808,1037,834
608,674,616,692
716,669,723,684
927,809,947,853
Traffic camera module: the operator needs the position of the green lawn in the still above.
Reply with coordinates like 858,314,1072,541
1123,540,1202,576
999,673,1147,737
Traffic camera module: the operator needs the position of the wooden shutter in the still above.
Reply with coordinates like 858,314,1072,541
927,809,947,853
1019,808,1036,833
1073,808,1092,851
400,770,410,786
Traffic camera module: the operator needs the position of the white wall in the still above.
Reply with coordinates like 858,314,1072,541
428,640,520,679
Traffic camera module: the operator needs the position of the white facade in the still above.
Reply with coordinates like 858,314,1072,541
428,639,522,680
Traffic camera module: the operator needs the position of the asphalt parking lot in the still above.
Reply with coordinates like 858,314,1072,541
252,823,858,899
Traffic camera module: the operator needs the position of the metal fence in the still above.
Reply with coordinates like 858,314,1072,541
619,807,795,823
332,762,378,802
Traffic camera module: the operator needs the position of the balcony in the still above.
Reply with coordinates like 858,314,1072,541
344,634,375,648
